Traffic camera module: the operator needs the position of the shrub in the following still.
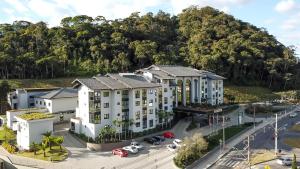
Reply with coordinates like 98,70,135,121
186,121,197,131
2,142,17,153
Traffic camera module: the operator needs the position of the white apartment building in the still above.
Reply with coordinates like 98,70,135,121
7,88,59,109
71,65,224,139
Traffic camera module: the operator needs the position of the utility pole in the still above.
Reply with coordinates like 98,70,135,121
275,113,278,155
223,115,225,149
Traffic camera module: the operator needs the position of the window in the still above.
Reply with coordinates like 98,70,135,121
44,102,46,106
36,101,38,104
219,94,221,97
149,109,153,114
149,120,153,127
40,101,42,105
135,122,140,127
164,106,168,111
164,97,168,104
135,90,140,98
213,88,215,91
136,111,140,120
164,88,168,92
149,99,153,106
103,91,109,97
117,102,120,105
155,98,157,102
148,89,153,94
205,88,207,93
117,91,120,94
135,101,140,106
104,114,109,119
29,95,34,98
163,80,168,84
104,103,109,108
48,103,51,107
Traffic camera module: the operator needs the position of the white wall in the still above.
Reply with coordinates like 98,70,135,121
17,118,53,150
50,97,77,113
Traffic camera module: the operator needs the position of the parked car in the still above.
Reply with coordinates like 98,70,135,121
167,144,177,152
290,113,298,118
153,135,165,142
130,141,144,150
122,146,138,154
163,131,175,138
173,139,183,147
112,148,128,157
277,157,292,166
144,137,160,145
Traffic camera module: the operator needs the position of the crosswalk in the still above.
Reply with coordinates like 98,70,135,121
213,151,246,169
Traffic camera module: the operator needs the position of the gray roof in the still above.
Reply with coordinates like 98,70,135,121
108,73,161,89
39,88,77,99
197,70,226,80
148,65,203,77
145,70,174,79
94,76,128,90
73,78,110,90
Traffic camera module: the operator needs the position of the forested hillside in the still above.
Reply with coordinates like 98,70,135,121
0,6,298,90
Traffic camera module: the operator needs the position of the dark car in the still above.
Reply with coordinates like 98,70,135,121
153,136,165,142
144,137,160,145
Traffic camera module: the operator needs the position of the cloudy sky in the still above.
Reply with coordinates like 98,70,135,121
0,0,299,56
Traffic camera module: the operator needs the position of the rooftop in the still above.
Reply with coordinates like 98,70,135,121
17,112,54,121
107,73,161,88
38,88,78,99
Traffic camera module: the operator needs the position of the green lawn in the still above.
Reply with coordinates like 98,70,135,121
250,150,276,165
0,78,75,88
283,138,300,148
224,85,279,103
17,145,68,162
290,124,300,132
0,128,16,141
205,123,253,151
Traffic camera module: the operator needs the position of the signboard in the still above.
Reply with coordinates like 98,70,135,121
214,108,222,113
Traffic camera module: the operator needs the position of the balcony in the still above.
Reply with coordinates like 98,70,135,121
122,97,129,101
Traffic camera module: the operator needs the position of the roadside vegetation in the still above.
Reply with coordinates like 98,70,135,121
0,126,16,142
290,124,300,132
0,78,74,89
250,150,276,165
283,138,300,148
224,85,279,103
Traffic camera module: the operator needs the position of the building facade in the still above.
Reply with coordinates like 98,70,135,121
71,65,225,139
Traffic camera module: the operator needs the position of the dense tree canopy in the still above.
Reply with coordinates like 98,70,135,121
0,6,298,90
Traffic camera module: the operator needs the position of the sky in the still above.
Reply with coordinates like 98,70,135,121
0,0,299,56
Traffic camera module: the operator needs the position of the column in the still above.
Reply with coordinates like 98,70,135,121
182,78,186,106
198,77,201,104
175,85,178,107
191,78,195,104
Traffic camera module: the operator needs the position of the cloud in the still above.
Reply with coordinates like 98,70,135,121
275,0,299,13
4,0,28,12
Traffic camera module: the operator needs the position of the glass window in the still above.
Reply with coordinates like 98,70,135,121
149,109,153,114
136,111,140,120
149,120,153,127
163,80,168,84
135,90,140,98
164,97,168,104
164,88,168,92
164,106,168,111
48,103,51,107
103,91,109,97
135,122,140,127
117,91,120,94
104,103,109,108
104,114,109,119
117,102,120,105
148,89,153,94
149,99,153,106
135,101,140,106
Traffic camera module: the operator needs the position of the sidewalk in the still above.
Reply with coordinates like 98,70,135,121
187,106,298,169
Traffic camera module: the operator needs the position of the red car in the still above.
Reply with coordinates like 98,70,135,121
112,148,128,157
163,131,175,138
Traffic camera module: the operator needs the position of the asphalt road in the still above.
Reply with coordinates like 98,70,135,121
211,106,300,169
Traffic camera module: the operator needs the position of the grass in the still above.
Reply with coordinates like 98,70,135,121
224,85,279,103
250,150,276,165
0,128,16,141
0,78,75,89
18,112,54,121
17,145,68,161
290,124,300,132
205,123,253,151
283,138,300,148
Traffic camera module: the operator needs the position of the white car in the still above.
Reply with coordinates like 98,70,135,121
173,139,183,147
290,113,298,118
130,141,144,150
122,146,138,154
167,144,177,152
277,157,292,166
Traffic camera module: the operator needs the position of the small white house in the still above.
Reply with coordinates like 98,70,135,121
34,88,78,123
16,112,55,150
6,108,48,131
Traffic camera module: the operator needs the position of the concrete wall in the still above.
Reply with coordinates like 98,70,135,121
87,140,131,151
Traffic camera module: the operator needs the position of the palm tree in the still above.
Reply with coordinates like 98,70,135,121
55,136,64,152
30,142,39,155
112,119,119,141
40,142,47,157
42,131,52,150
